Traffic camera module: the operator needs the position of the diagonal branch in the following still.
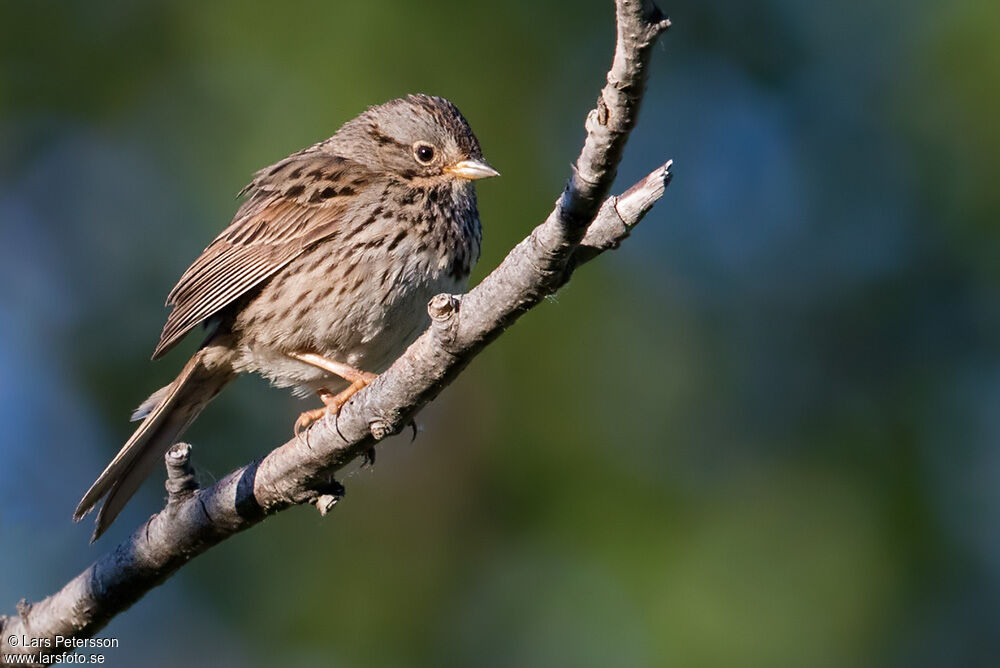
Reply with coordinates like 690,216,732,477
0,1,671,662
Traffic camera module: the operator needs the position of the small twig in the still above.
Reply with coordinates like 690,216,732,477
310,478,346,517
164,443,198,505
566,160,673,277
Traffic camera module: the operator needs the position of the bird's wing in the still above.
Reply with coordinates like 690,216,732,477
152,148,375,359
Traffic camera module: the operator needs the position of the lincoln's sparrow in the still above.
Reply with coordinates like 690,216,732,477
75,94,497,539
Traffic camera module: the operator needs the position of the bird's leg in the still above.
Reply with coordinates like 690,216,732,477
287,352,377,385
289,353,378,437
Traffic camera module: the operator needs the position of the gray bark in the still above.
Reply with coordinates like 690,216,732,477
0,1,671,663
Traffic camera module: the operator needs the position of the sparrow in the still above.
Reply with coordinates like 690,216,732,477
74,94,498,540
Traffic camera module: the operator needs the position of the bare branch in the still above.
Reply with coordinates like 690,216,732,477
0,1,672,662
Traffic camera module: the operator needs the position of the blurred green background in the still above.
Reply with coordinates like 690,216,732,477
2,0,999,666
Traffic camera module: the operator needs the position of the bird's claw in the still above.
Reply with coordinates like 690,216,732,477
294,407,329,442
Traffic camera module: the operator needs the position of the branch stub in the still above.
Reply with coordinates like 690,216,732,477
428,293,458,321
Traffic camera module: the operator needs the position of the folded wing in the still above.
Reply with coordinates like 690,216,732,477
152,148,372,359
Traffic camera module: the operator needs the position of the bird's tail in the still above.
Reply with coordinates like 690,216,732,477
74,350,233,541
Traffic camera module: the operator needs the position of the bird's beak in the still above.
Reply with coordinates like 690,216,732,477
444,159,500,180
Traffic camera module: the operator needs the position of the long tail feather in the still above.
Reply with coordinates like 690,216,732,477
74,350,232,541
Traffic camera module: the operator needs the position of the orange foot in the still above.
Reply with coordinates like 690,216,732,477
290,353,378,437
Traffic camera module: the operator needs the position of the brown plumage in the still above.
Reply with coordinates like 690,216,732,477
75,95,497,540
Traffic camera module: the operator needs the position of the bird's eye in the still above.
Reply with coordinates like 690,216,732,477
413,143,436,164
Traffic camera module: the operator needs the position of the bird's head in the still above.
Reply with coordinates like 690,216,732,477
329,94,499,184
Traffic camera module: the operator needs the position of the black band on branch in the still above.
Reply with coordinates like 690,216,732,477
234,459,265,522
